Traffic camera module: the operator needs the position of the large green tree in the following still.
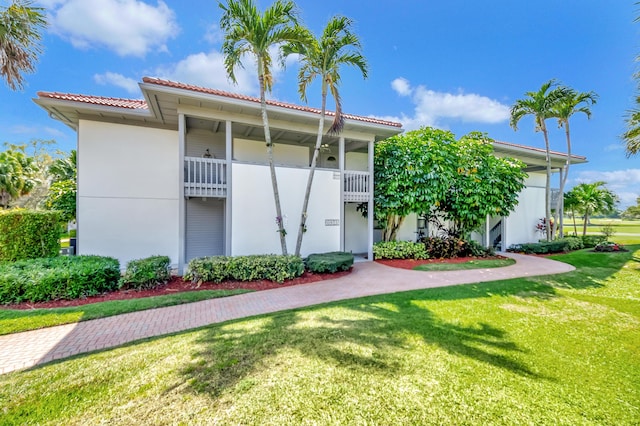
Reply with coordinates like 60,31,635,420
219,0,309,255
374,127,526,241
0,0,46,90
570,181,618,236
44,149,76,221
283,16,368,256
551,88,597,236
0,148,36,208
621,197,640,220
510,80,569,241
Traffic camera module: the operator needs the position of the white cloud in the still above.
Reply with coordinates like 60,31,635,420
94,72,139,94
46,0,179,57
604,143,624,152
154,51,258,95
572,168,640,208
388,78,510,130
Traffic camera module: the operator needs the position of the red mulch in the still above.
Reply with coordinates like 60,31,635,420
2,269,352,311
375,255,509,270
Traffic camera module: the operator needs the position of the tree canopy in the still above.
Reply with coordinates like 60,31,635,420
0,148,36,208
565,182,618,235
374,127,527,241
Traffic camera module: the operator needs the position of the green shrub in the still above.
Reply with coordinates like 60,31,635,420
418,236,492,259
0,209,61,261
185,255,304,284
120,255,171,290
507,240,570,254
594,241,625,252
0,256,120,304
305,252,354,273
581,235,605,248
373,241,428,260
560,236,584,251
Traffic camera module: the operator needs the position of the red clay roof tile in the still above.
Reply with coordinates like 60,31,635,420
37,92,148,110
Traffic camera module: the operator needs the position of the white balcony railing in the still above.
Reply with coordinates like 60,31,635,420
184,157,227,197
344,171,370,202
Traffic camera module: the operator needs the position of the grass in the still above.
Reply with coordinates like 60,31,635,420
413,258,515,271
0,289,251,336
564,217,640,234
1,245,638,424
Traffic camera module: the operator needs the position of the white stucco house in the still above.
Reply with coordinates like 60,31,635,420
35,77,403,272
35,77,586,271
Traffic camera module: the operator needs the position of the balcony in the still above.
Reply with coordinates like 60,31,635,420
184,156,227,198
344,171,370,202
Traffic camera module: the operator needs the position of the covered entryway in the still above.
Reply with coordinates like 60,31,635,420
185,198,225,262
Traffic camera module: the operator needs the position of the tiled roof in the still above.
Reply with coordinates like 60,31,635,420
493,140,586,160
142,77,403,128
36,92,148,110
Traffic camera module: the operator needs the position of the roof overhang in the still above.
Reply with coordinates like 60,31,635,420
492,140,587,171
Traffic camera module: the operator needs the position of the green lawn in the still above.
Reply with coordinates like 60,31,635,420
564,218,640,234
413,258,515,271
1,246,638,424
0,289,251,335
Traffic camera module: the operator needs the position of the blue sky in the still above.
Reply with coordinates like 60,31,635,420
2,0,639,208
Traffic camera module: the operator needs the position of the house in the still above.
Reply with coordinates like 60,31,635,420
34,77,403,272
35,77,587,271
386,141,587,249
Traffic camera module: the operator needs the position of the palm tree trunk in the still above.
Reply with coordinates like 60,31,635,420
258,61,288,255
542,123,552,241
582,209,590,236
553,119,572,238
571,208,578,235
294,81,328,256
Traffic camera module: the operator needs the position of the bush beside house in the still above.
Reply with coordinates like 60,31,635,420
0,209,61,261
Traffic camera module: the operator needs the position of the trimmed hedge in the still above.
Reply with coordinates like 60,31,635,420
0,256,121,304
185,254,305,284
0,209,61,261
373,241,428,260
305,252,354,273
581,235,605,248
507,240,570,254
120,255,171,290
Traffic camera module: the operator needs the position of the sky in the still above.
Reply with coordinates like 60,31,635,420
2,0,640,208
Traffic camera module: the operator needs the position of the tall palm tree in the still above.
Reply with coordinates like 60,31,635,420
551,88,598,236
622,107,640,157
510,80,569,241
283,16,368,256
219,0,310,255
0,0,46,90
571,181,618,236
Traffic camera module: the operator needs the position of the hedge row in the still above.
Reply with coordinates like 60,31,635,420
305,252,354,273
0,256,120,304
185,254,305,283
120,255,171,290
0,210,61,262
373,241,428,260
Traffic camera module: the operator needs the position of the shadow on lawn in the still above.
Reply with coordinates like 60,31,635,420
180,279,553,399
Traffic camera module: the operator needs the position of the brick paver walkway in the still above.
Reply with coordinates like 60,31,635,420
0,253,574,374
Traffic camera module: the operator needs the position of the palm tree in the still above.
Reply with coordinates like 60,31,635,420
0,0,46,90
510,80,569,241
283,16,368,256
563,188,581,236
571,181,618,236
0,149,36,208
622,107,640,157
551,88,598,236
219,0,310,255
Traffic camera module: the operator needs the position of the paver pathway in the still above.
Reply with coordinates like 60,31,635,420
0,253,574,374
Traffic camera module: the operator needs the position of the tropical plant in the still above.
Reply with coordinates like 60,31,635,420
48,149,76,183
0,148,36,208
623,4,640,157
551,88,597,236
621,196,640,220
283,16,368,256
570,182,618,236
219,0,309,255
0,0,46,90
563,189,581,236
44,179,76,221
373,127,526,241
510,80,569,241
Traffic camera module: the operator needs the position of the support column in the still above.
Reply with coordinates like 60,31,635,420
339,136,345,252
178,113,186,274
485,214,490,249
558,167,564,237
225,120,233,255
367,139,374,261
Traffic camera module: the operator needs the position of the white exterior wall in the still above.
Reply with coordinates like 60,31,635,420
345,152,368,171
504,173,546,247
231,163,340,256
234,138,309,167
78,120,179,267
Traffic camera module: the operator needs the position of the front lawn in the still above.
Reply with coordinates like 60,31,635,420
0,289,250,335
1,246,638,424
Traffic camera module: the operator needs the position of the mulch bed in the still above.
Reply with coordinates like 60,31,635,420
375,255,508,270
2,269,352,311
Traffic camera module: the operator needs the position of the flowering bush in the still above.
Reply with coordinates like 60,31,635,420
535,217,554,235
594,242,625,252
